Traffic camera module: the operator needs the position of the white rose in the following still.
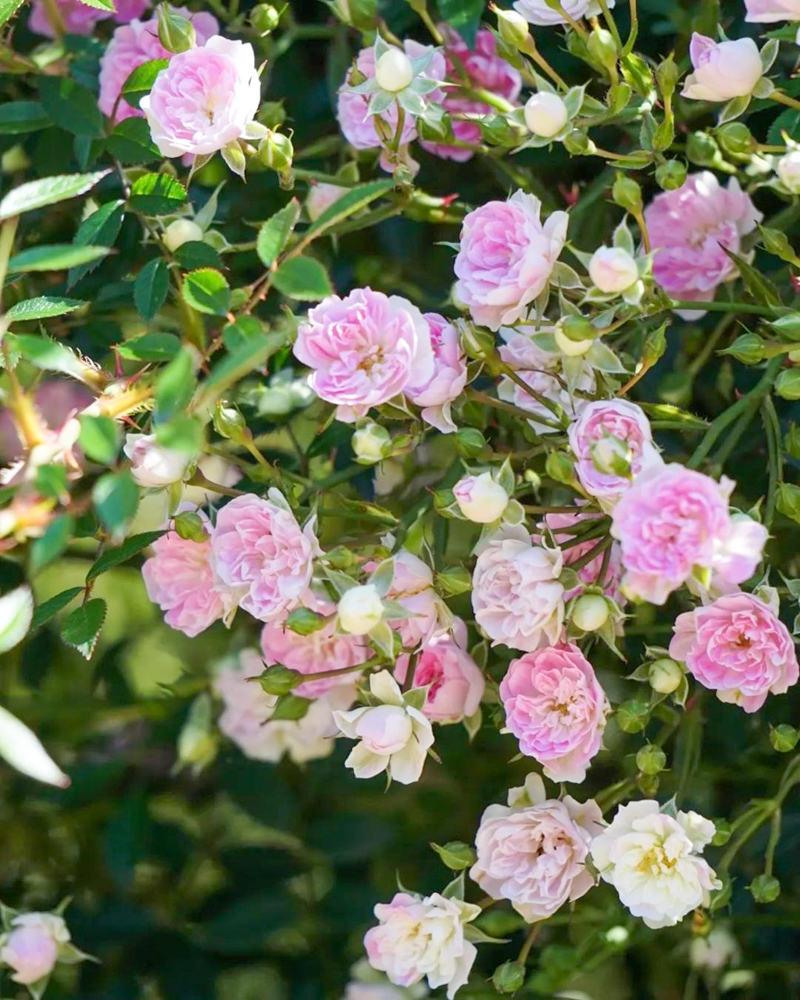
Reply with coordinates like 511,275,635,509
163,218,203,251
588,246,639,293
681,34,762,102
338,584,384,635
514,0,611,28
777,150,800,194
523,92,568,138
590,801,721,928
333,671,435,785
453,472,509,523
123,433,191,488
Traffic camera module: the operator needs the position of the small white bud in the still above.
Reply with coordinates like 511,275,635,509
163,219,204,252
453,472,509,523
648,657,683,695
375,48,413,93
338,584,384,635
523,92,569,138
554,323,593,357
777,150,800,194
352,422,391,464
588,246,639,294
571,594,610,632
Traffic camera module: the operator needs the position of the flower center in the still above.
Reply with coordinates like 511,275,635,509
637,843,678,875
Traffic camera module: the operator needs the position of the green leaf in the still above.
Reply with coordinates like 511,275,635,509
0,0,27,27
78,414,120,465
77,0,115,10
105,117,160,165
35,463,67,500
154,415,202,454
130,172,187,216
6,297,86,322
256,198,300,268
173,240,221,271
115,332,181,362
303,179,394,241
86,531,164,582
120,58,169,110
30,515,74,573
723,248,783,308
39,77,104,137
0,101,51,135
31,587,84,630
92,471,139,536
133,258,169,320
8,243,110,273
270,694,311,721
155,346,197,421
5,333,95,383
67,200,124,288
767,108,800,146
0,170,109,220
222,315,264,351
181,267,230,315
272,256,332,301
61,599,106,659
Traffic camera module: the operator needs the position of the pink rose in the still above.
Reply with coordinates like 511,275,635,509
210,491,320,623
454,191,568,331
420,26,521,163
541,511,624,603
394,620,484,722
337,41,445,154
294,288,434,423
404,313,467,433
29,0,147,36
682,34,763,103
470,775,604,921
645,172,762,308
99,8,219,122
745,0,800,26
143,520,233,637
380,549,446,648
567,399,662,509
0,914,68,985
141,36,261,158
611,464,766,605
472,530,564,652
670,592,799,712
500,643,610,782
260,598,369,698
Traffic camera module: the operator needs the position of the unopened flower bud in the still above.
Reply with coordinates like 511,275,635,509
777,150,800,194
163,218,203,251
435,566,472,597
338,584,383,635
173,510,207,542
455,427,486,459
563,128,594,155
723,332,765,365
157,3,196,53
617,699,650,733
545,449,575,485
493,5,530,49
453,472,509,524
771,723,799,752
260,664,304,695
250,3,280,34
686,130,721,168
352,422,391,464
655,159,687,191
749,874,780,904
375,48,413,92
177,693,217,769
571,594,610,632
591,434,632,477
524,92,568,138
432,840,476,870
285,607,328,635
655,54,679,99
492,961,526,994
612,172,643,214
775,369,800,401
587,26,618,73
460,323,495,361
717,122,754,158
636,743,667,775
589,246,638,293
638,772,660,797
642,324,667,367
648,656,683,694
213,403,249,441
259,130,293,172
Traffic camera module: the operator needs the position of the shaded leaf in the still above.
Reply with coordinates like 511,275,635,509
67,199,125,288
86,531,164,582
8,243,110,273
0,171,109,220
6,297,86,322
130,173,187,216
31,587,84,630
61,599,107,659
273,256,332,300
181,268,230,315
0,101,51,134
256,198,300,268
133,258,169,320
116,332,180,362
106,117,160,165
78,414,120,465
39,77,104,137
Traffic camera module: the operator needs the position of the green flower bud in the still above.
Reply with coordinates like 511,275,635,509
571,594,610,632
563,129,594,155
326,546,358,569
785,422,800,459
250,3,281,34
560,314,596,343
722,332,765,365
717,121,754,158
587,26,618,74
157,3,196,53
749,874,780,904
173,510,207,542
636,743,667,775
711,818,732,846
617,699,650,733
494,5,531,49
492,961,526,994
655,54,679,100
285,607,328,636
775,369,800,401
176,693,218,770
259,664,304,696
455,427,487,460
259,130,294,173
770,312,800,341
686,130,722,168
648,656,683,695
213,403,249,442
612,172,643,214
461,323,496,361
545,450,575,486
770,723,799,752
637,772,660,797
655,159,687,191
431,841,477,871
436,566,472,597
642,324,667,367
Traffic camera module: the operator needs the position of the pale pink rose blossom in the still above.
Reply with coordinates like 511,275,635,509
365,891,480,999
29,0,147,36
404,313,467,433
143,519,233,637
472,529,564,652
99,8,219,122
260,597,370,698
500,642,609,782
215,650,354,763
611,464,767,605
470,774,604,921
514,0,611,26
141,36,261,158
498,329,595,434
293,288,434,423
0,913,69,986
337,41,445,154
454,192,568,331
420,26,521,163
745,0,800,33
210,491,320,623
541,511,624,603
682,34,763,103
670,592,799,712
380,549,447,648
644,172,762,308
394,619,484,723
568,399,662,509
